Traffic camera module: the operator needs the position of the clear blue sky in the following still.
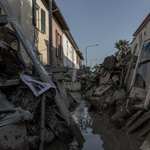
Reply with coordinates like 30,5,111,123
55,0,150,67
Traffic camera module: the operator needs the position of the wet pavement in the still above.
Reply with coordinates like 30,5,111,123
46,94,142,150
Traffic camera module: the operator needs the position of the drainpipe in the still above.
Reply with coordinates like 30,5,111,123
49,0,53,66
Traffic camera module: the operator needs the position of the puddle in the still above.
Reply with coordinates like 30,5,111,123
71,100,104,150
46,99,142,150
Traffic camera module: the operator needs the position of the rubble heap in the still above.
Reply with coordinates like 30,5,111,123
0,2,84,149
0,41,76,149
85,50,150,149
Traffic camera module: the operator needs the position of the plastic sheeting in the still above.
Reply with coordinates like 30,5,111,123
137,41,150,84
0,94,15,112
20,74,56,97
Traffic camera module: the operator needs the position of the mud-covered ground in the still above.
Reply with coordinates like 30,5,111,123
46,92,142,150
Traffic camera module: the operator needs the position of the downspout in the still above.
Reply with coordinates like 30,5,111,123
49,0,53,66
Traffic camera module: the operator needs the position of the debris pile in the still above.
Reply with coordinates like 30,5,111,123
85,45,150,149
76,65,95,93
0,2,84,149
0,41,76,149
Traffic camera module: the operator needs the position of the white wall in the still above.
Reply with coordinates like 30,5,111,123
7,0,49,65
63,33,77,68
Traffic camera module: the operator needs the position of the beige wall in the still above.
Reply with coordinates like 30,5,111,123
7,0,49,65
131,20,150,56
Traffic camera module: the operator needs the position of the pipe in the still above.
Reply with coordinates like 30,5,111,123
49,0,53,66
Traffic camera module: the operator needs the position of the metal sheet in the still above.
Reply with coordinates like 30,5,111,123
0,94,15,112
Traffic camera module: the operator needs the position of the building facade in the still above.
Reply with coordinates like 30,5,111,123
6,0,83,67
131,13,150,56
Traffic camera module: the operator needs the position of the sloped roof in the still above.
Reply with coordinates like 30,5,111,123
44,0,69,30
133,13,150,37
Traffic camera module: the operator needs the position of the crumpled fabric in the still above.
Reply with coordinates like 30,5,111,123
0,108,33,127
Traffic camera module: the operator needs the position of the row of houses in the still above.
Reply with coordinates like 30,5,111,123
5,0,83,69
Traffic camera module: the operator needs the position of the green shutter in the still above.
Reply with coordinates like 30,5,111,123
33,0,36,26
60,35,62,59
56,30,58,57
41,9,45,33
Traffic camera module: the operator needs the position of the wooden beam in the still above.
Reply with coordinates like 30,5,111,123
0,79,21,87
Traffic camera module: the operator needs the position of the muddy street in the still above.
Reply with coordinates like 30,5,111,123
46,93,142,150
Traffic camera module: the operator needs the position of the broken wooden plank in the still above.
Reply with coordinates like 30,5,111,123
138,120,150,137
54,90,84,145
0,79,21,87
48,117,71,144
126,111,150,133
39,93,46,150
124,44,137,87
140,132,150,150
124,110,143,128
56,80,70,108
0,1,84,145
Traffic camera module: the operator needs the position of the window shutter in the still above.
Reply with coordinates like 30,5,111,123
56,30,58,57
139,34,142,48
41,9,46,33
60,35,62,59
33,0,36,26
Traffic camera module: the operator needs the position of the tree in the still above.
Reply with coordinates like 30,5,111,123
114,39,131,58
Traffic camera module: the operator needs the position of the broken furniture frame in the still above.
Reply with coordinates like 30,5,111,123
0,0,84,147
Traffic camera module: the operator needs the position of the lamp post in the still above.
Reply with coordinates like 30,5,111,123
90,58,97,67
85,44,99,67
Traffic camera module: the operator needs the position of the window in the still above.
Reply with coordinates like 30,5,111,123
144,31,146,36
60,35,62,59
139,34,142,48
56,30,59,57
41,9,46,33
36,5,40,29
72,47,74,61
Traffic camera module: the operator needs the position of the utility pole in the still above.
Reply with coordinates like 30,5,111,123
49,0,53,66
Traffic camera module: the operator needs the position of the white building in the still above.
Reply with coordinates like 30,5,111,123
63,30,83,69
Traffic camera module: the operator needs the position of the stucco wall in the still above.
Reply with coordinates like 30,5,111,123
63,33,77,68
7,0,49,65
131,21,150,56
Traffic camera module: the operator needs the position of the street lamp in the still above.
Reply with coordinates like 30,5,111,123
85,44,99,67
90,58,97,67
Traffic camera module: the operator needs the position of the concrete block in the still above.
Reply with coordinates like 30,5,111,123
128,86,146,101
0,123,29,150
64,82,81,92
53,72,64,81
